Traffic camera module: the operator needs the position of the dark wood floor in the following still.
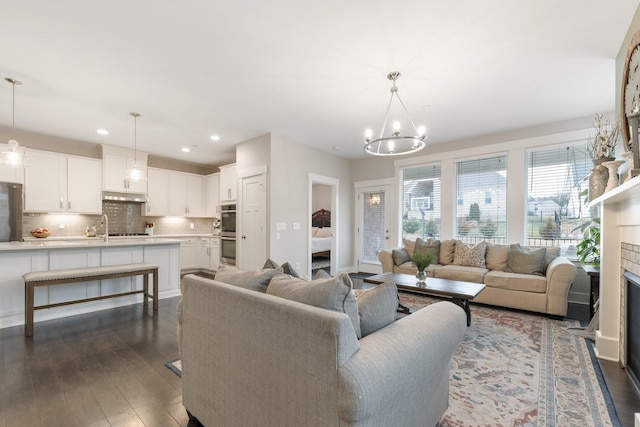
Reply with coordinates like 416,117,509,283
0,297,194,427
1,294,638,426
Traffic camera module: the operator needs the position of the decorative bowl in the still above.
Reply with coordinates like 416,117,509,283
31,230,51,238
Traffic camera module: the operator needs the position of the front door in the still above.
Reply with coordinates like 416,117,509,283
357,185,391,273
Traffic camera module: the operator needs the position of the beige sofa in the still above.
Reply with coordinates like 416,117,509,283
180,272,466,427
379,239,577,317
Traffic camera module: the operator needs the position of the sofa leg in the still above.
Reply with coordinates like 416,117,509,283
547,314,564,321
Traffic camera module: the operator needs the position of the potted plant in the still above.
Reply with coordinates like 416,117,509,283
575,218,601,267
587,113,620,164
411,251,436,282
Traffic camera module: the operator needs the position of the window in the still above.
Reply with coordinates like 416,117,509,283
526,144,592,247
455,156,507,243
402,164,441,239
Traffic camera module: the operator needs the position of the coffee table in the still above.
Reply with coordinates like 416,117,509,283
363,273,486,326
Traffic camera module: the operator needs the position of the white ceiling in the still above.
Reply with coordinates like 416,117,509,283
0,1,638,166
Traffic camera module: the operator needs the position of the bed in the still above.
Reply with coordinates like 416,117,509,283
311,209,331,258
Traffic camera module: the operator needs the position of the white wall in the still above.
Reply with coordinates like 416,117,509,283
269,134,353,274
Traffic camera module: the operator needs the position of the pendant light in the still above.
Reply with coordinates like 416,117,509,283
0,78,30,167
364,71,427,156
124,112,146,182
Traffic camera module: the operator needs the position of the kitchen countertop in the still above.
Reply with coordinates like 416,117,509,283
0,237,185,252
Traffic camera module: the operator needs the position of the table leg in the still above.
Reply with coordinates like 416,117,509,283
451,298,471,326
25,283,34,337
152,268,158,312
143,273,149,308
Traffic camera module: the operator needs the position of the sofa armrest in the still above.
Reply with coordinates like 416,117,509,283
338,302,466,426
545,256,577,316
378,249,395,273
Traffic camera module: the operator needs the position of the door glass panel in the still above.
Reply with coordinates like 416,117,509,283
361,191,386,264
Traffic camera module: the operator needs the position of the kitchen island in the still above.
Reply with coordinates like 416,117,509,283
0,238,182,329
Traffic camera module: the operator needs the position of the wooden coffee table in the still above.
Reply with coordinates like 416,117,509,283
363,273,486,326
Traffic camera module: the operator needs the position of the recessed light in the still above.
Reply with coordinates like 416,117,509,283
181,147,190,153
97,129,109,135
210,134,220,141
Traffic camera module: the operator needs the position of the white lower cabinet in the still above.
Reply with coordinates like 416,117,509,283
199,237,220,271
180,238,199,271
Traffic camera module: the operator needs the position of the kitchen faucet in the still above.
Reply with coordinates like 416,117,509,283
101,214,109,242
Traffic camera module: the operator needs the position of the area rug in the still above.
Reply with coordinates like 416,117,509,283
166,294,621,426
397,292,621,427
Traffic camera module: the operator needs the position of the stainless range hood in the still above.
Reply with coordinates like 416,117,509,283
102,192,149,203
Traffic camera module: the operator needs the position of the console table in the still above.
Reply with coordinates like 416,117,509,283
582,264,599,320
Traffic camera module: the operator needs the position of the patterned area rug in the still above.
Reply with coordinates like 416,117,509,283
397,293,621,427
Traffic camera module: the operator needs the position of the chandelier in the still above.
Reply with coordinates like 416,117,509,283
364,71,427,156
0,78,30,167
124,112,147,182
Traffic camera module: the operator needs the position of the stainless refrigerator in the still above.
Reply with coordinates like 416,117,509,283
0,181,23,242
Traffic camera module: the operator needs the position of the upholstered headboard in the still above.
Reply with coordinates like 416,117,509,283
311,209,331,228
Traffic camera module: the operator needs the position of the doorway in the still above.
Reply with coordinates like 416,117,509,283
239,172,266,270
355,181,393,274
308,174,339,279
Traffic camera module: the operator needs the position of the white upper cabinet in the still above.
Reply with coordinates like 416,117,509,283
144,168,170,216
169,171,205,217
67,157,102,213
25,151,101,214
101,145,148,194
219,163,237,203
205,173,220,217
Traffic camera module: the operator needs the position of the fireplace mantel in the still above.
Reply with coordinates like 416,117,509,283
589,175,640,362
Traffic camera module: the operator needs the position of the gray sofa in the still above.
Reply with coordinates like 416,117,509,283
379,239,577,317
179,273,466,427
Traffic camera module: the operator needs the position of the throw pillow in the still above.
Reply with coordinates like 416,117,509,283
215,265,282,293
439,239,458,265
415,238,440,265
525,245,560,272
267,273,362,338
263,258,280,269
392,248,410,265
403,238,417,257
453,241,487,268
315,269,332,279
485,244,509,271
506,244,547,276
281,262,302,278
355,282,398,337
316,227,331,237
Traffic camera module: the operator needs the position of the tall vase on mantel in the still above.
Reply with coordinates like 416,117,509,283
602,160,625,193
589,158,610,201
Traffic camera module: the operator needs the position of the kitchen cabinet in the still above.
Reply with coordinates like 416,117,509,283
24,151,101,214
180,237,199,271
205,172,220,217
144,168,170,216
102,145,148,194
199,237,220,271
219,163,237,202
169,171,204,217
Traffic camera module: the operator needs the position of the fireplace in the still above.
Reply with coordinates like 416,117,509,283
626,271,640,391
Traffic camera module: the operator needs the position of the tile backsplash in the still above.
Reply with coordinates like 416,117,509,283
23,201,217,238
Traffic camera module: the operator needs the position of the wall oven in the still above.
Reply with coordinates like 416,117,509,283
220,236,236,266
220,204,236,265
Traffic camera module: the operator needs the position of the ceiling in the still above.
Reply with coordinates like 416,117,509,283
0,1,638,166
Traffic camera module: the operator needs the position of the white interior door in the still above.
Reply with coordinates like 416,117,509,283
240,174,266,270
356,185,391,273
